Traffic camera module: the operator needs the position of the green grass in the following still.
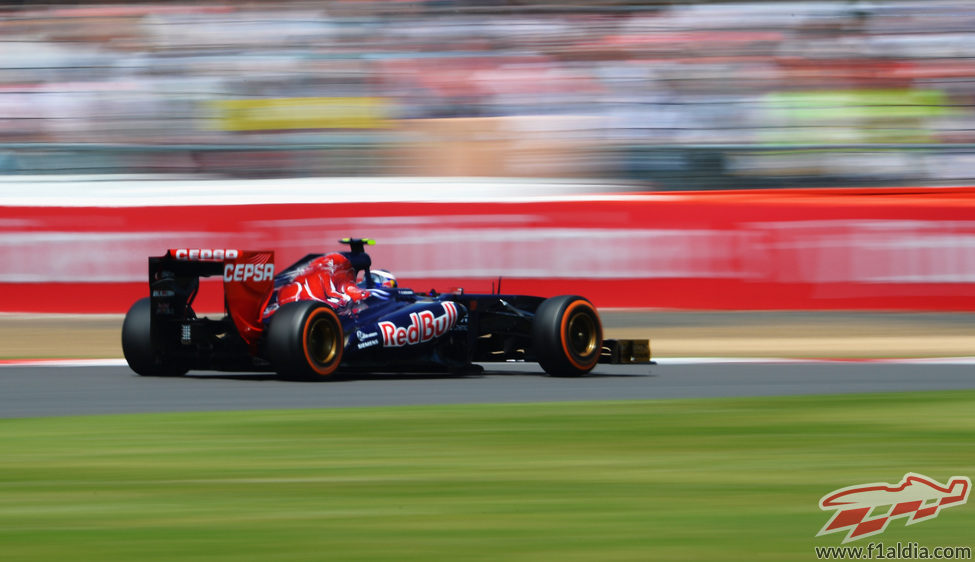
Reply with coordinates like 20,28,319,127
2,392,974,561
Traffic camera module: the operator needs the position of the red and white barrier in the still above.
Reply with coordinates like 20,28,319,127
2,181,975,312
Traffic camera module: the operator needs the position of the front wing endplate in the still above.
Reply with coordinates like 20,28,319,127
601,339,651,364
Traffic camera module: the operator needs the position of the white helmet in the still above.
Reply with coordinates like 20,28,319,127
370,269,397,288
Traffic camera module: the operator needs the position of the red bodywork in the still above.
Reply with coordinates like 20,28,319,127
166,248,377,352
168,248,275,351
274,253,370,310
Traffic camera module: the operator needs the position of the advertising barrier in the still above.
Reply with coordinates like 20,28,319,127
2,185,975,313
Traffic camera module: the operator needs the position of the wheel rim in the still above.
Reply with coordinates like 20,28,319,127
306,316,339,366
567,311,598,359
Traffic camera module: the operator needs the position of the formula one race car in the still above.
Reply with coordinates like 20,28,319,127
122,239,650,380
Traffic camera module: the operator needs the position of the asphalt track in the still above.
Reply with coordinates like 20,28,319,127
3,360,975,418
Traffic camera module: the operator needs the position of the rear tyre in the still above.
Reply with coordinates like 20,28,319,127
121,297,188,377
266,301,344,380
532,295,603,377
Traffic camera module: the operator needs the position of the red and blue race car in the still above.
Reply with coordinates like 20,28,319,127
122,238,650,379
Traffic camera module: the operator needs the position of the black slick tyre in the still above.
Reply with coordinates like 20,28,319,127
266,301,344,380
121,297,188,377
532,295,603,377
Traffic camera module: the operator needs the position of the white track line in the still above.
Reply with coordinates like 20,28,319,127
3,357,975,368
0,358,129,367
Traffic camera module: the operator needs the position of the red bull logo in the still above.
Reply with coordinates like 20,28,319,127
817,472,970,543
379,302,458,348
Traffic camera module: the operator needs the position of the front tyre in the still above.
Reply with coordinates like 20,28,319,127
266,301,344,380
532,295,603,377
121,297,188,377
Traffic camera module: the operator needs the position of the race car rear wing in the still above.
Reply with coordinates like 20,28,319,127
148,248,275,348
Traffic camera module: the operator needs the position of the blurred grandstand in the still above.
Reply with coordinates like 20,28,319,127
2,1,975,189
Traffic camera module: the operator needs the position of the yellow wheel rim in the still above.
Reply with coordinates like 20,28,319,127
567,311,598,358
306,315,339,366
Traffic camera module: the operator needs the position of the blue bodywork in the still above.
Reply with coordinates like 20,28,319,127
263,250,480,371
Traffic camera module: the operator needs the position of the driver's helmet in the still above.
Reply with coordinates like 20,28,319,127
369,269,397,288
